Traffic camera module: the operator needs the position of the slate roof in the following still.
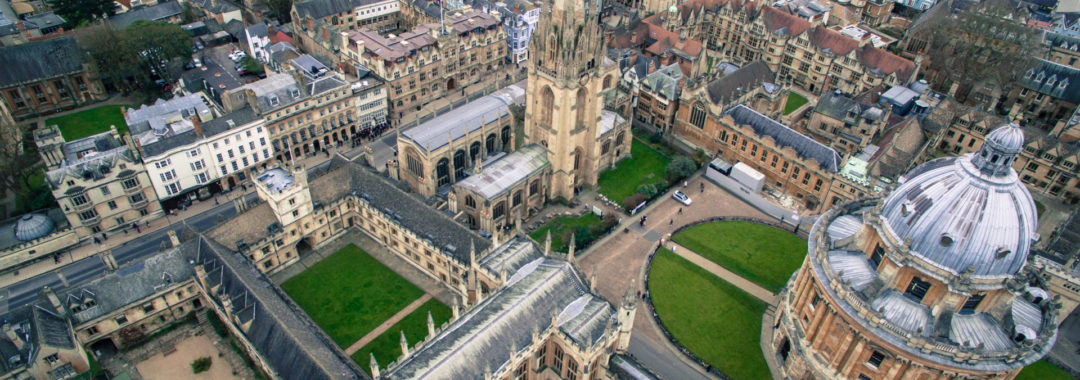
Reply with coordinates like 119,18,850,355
195,237,364,380
306,158,492,262
641,63,682,101
856,44,916,80
383,256,616,379
454,144,549,200
64,240,198,324
723,104,841,172
760,5,811,36
810,26,858,55
189,0,239,14
704,61,774,104
22,12,64,31
126,94,213,136
814,91,883,122
476,236,545,276
294,0,391,20
31,307,73,349
0,37,85,88
139,107,260,159
247,23,269,39
232,73,304,113
109,1,182,28
1020,58,1080,103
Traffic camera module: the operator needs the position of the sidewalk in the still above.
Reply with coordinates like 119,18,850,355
344,294,432,355
664,242,778,305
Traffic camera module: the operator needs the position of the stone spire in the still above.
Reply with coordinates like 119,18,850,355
544,230,552,256
427,310,435,337
567,233,576,263
369,353,380,379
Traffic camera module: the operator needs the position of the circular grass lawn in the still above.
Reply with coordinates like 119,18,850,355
671,220,807,293
648,248,771,379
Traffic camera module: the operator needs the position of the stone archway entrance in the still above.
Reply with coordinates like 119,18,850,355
447,78,456,91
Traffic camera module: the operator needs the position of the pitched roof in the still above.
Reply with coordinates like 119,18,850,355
108,1,182,28
856,45,916,80
724,104,841,172
0,37,85,88
810,26,858,55
759,6,811,36
401,93,514,153
307,158,492,263
294,0,390,20
704,61,775,104
1019,58,1080,103
31,307,73,349
384,256,616,379
813,90,883,122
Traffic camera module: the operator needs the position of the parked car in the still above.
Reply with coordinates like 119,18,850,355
195,41,204,50
193,57,202,68
672,190,692,206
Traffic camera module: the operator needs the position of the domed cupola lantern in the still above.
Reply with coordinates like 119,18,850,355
971,119,1025,177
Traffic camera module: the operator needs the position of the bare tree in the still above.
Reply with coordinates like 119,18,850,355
0,125,48,214
909,0,1041,96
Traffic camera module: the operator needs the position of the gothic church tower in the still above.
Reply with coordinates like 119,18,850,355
525,0,617,199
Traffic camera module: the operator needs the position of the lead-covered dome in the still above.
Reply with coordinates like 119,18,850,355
14,213,55,241
880,123,1037,279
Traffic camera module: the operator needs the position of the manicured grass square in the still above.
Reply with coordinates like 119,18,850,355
672,221,806,293
1015,360,1074,380
529,213,602,253
351,298,452,375
648,249,770,380
282,244,426,348
597,139,670,204
783,92,808,115
45,105,130,141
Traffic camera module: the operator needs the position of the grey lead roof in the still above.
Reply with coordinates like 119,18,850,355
294,0,391,20
949,313,1011,351
814,91,883,122
705,61,774,104
31,307,74,349
1020,59,1080,103
454,145,549,199
870,289,933,337
609,354,661,380
827,250,876,291
0,37,85,88
384,257,615,379
401,94,513,153
723,105,841,172
476,236,545,285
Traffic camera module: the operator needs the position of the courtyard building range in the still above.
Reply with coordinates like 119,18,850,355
0,37,107,121
772,123,1060,378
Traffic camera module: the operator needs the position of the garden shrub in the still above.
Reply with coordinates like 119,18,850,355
191,357,212,373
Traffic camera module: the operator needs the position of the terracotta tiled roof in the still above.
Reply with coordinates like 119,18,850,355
760,6,811,36
643,23,703,57
810,26,858,55
857,45,916,79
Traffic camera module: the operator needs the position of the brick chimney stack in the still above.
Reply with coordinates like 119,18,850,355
192,116,203,137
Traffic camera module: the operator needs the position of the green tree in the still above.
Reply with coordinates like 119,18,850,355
0,126,48,215
180,3,203,24
82,21,193,93
47,0,115,27
267,0,293,22
666,156,697,182
191,357,212,373
636,183,659,198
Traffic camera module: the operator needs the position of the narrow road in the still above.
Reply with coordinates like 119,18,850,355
345,294,433,355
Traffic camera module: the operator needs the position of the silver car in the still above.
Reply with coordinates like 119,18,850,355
672,190,692,206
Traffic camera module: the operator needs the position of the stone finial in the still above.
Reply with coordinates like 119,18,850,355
427,311,435,337
590,267,598,293
544,230,552,256
400,330,409,357
567,233,576,263
469,239,477,267
369,353,380,379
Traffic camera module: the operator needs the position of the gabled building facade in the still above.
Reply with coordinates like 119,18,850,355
0,37,107,121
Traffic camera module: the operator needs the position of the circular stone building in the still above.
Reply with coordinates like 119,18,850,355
772,123,1059,379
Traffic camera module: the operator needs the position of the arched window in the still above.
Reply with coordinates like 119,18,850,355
453,150,466,179
465,195,476,208
576,87,588,128
486,133,497,153
406,149,424,179
616,131,625,145
540,86,555,127
573,147,583,170
493,201,506,218
501,126,511,149
604,75,614,89
470,142,482,163
530,179,541,195
512,190,523,206
436,158,450,186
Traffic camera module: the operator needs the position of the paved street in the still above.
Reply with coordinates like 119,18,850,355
577,174,778,380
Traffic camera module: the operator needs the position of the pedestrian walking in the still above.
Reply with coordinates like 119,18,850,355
678,207,682,215
669,219,673,226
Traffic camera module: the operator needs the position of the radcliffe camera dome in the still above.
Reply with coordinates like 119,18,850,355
14,213,55,241
879,123,1038,279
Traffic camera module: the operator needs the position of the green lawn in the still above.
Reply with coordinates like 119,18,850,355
14,168,55,214
282,244,426,348
351,298,452,375
649,249,770,380
672,221,806,293
783,92,808,115
45,105,130,141
529,213,602,253
1016,360,1074,380
597,139,671,204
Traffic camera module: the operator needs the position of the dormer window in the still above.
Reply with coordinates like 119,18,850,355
290,89,300,98
1035,72,1045,82
269,95,279,106
1046,75,1057,87
1060,78,1069,89
1025,69,1035,80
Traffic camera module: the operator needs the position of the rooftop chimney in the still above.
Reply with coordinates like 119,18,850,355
192,116,203,137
